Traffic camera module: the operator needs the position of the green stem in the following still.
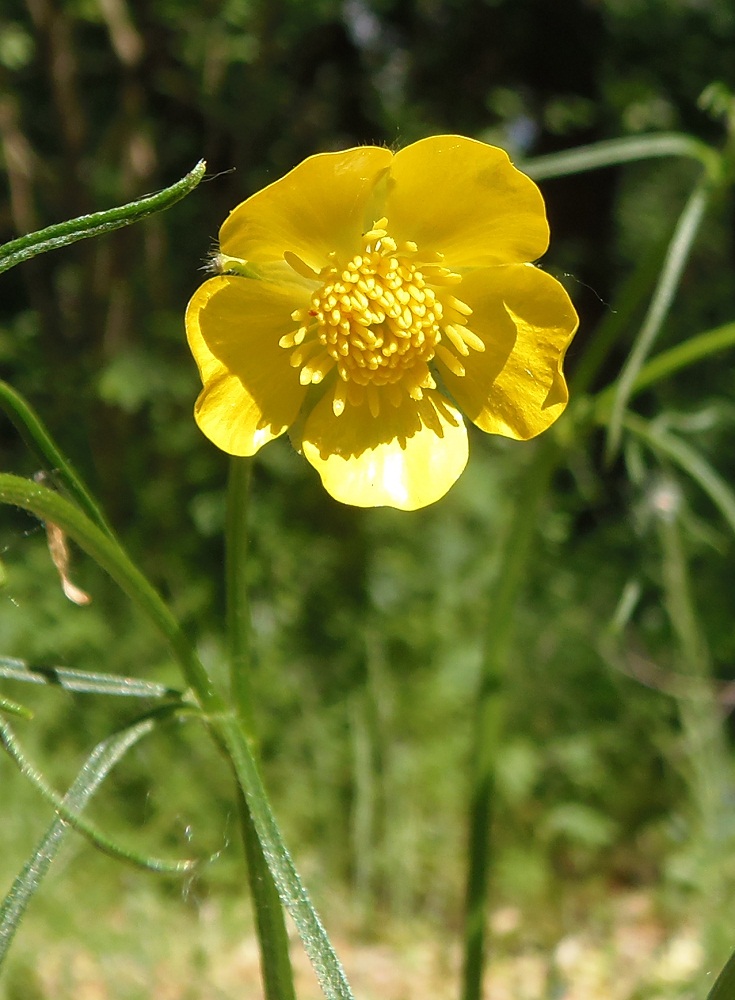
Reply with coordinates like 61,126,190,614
238,793,298,1000
226,457,255,731
226,457,297,1000
461,439,560,1000
0,161,206,274
215,713,354,1000
0,696,33,720
657,507,732,965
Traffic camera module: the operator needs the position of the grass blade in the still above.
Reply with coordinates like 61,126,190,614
595,321,735,420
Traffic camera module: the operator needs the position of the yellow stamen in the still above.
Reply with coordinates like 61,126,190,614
284,251,321,279
280,217,474,408
435,344,466,377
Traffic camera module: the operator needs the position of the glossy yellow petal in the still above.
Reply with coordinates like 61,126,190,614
385,135,549,267
298,389,468,510
186,276,308,455
437,265,578,440
219,146,393,272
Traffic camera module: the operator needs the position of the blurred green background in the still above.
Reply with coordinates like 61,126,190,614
1,0,735,996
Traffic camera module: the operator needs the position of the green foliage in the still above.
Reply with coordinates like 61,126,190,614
1,1,735,997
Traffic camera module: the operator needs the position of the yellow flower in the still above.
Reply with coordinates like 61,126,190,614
186,135,578,510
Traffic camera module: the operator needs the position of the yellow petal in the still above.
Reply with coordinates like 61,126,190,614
385,135,549,267
298,389,468,510
219,146,393,272
437,265,578,440
186,276,308,455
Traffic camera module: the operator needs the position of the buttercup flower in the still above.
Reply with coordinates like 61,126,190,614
186,135,578,510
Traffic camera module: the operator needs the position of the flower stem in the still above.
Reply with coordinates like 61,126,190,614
226,457,296,1000
226,457,255,731
461,438,559,1000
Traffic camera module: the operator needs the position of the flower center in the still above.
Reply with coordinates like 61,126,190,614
279,218,483,417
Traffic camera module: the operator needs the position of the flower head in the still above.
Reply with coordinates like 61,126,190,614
186,135,578,510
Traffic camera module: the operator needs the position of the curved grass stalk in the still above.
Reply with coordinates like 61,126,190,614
0,161,206,274
0,473,218,708
523,132,718,181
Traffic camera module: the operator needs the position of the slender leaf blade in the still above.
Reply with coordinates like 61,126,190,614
523,132,717,180
624,413,735,536
0,716,169,965
0,716,196,876
0,656,180,699
0,161,206,274
707,949,735,1000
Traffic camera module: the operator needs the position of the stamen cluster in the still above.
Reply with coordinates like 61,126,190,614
279,218,482,417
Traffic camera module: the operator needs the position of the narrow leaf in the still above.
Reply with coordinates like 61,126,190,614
0,714,191,965
0,380,113,537
605,176,712,459
0,714,196,879
0,696,33,720
216,714,355,1000
0,656,181,699
0,161,206,274
595,321,735,420
706,948,735,1000
624,413,735,536
524,132,718,181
